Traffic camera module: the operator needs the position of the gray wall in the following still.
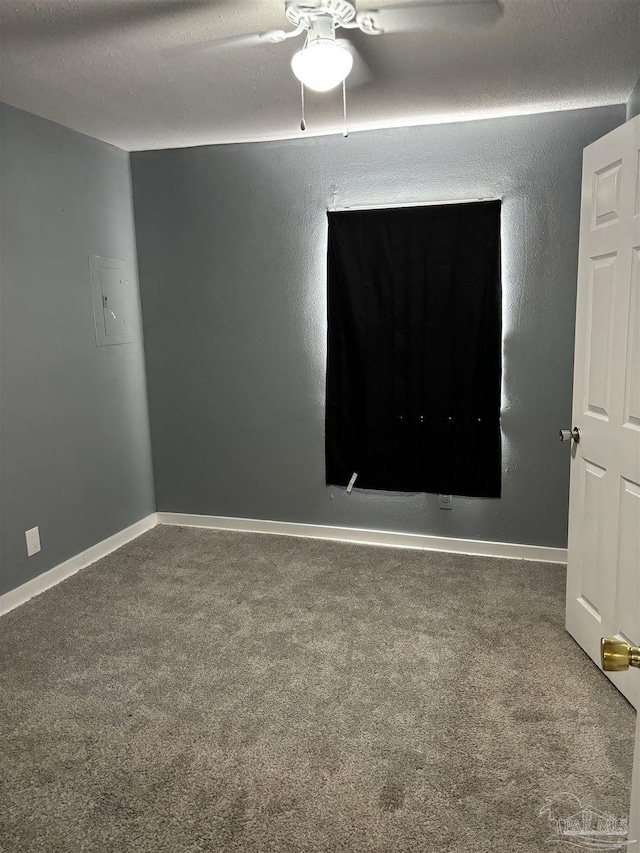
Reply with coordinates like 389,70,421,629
0,104,155,595
627,77,640,120
131,106,623,550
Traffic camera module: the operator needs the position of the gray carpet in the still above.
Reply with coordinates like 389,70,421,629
0,526,635,852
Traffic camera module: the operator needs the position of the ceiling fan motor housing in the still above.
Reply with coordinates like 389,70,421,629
285,0,357,31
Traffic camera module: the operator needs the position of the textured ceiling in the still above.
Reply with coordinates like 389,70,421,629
1,0,638,151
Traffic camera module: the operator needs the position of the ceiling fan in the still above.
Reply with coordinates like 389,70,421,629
167,0,502,131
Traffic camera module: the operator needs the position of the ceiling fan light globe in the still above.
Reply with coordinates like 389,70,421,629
291,40,353,92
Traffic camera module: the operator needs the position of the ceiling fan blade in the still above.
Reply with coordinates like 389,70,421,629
2,0,230,41
336,39,372,89
162,33,263,58
162,29,289,59
357,1,502,35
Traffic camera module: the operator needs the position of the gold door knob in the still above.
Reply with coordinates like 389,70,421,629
601,638,640,671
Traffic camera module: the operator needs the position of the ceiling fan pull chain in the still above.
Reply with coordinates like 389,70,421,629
342,78,348,138
300,81,306,131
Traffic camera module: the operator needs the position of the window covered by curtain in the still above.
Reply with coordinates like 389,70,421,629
325,200,502,498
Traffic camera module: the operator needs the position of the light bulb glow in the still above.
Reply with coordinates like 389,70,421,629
291,40,353,92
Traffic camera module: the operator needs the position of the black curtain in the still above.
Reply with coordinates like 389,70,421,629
325,201,502,498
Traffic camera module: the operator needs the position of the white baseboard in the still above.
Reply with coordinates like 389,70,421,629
156,512,567,564
1,511,566,616
0,513,158,616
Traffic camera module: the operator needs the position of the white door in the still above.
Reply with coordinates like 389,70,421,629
565,114,640,845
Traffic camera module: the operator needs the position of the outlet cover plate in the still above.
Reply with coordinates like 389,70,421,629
439,494,453,510
25,526,41,556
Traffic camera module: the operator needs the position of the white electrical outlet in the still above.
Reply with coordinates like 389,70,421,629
439,494,453,510
25,526,41,557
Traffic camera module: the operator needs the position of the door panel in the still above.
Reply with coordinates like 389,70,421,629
581,459,606,616
616,478,640,647
624,249,640,429
592,159,622,228
585,253,616,418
